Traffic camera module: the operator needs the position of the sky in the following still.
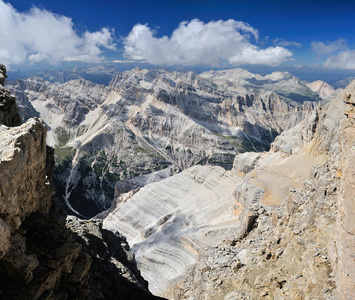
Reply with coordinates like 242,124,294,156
1,0,355,74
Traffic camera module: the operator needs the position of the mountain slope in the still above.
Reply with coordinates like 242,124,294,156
102,80,355,299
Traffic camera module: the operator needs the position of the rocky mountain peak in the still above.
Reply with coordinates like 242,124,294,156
306,79,337,100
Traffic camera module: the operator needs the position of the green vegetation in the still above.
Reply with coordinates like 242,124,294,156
92,150,123,180
134,146,150,154
53,127,75,164
53,154,72,173
55,126,72,147
197,153,236,168
211,130,272,153
54,146,75,164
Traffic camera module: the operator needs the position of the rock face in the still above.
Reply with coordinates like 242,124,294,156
330,86,355,299
103,165,243,295
0,64,21,126
7,68,318,217
102,80,355,299
0,67,162,300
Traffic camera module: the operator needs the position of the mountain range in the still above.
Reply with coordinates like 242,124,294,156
6,67,329,218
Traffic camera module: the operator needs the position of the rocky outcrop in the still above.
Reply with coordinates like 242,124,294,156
329,85,355,299
270,108,320,155
0,64,21,126
0,112,53,288
0,67,162,300
65,217,163,300
170,161,337,299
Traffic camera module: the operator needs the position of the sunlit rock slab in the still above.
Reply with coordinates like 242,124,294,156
103,165,243,294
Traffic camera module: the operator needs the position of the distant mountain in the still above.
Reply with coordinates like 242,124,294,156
8,63,355,87
6,67,319,218
333,77,355,89
200,68,320,103
7,64,120,85
305,80,340,100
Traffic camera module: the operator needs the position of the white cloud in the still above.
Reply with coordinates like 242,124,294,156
229,46,293,65
112,60,143,63
0,1,116,66
28,53,50,63
310,38,355,69
273,38,302,48
323,49,355,69
311,39,347,55
124,19,293,66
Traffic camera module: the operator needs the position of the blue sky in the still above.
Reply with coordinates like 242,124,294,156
1,0,355,72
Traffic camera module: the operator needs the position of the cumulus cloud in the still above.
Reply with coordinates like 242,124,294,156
310,38,355,69
323,49,355,69
124,19,293,66
0,1,116,66
273,38,302,48
311,39,347,55
229,46,293,65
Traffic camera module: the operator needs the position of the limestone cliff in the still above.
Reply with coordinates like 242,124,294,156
0,64,162,300
330,86,355,299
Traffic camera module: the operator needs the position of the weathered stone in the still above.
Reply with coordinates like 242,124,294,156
0,218,11,259
329,82,355,300
0,118,53,221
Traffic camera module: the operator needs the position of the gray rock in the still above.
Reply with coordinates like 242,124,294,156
0,64,7,86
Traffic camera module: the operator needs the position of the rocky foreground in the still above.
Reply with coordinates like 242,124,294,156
0,64,163,300
103,78,355,299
